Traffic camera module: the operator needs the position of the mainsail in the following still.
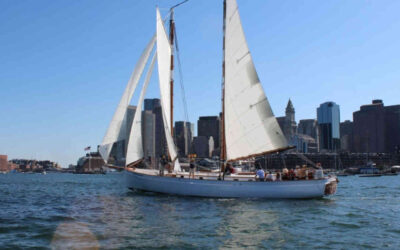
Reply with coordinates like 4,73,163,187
156,8,181,171
126,52,157,166
99,35,156,162
224,0,288,161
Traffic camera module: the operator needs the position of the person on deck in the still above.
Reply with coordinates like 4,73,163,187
166,162,173,173
315,163,324,179
276,171,282,181
282,167,289,180
256,168,265,181
308,169,314,179
294,165,300,179
224,163,234,176
265,171,274,181
298,165,307,180
303,165,309,180
159,155,167,176
289,169,295,180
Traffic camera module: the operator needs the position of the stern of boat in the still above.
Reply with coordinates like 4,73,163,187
324,176,338,195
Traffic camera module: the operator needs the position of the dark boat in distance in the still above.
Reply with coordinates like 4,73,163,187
359,174,382,177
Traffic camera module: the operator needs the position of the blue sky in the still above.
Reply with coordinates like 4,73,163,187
1,0,399,167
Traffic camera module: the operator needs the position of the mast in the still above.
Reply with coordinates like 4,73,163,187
169,9,175,137
220,0,227,176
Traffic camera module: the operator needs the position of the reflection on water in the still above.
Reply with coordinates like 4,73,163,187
51,222,99,250
218,202,281,248
1,173,400,249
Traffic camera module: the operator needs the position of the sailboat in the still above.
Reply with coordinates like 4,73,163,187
99,0,338,198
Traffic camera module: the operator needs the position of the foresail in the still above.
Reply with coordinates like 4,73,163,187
224,0,288,161
126,52,157,166
99,35,156,163
156,8,181,172
156,8,172,132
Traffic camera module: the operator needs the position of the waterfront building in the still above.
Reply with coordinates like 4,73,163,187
0,155,8,172
208,137,214,157
8,159,58,172
143,98,167,157
276,99,297,141
108,141,124,165
192,136,214,158
353,100,400,153
190,123,195,144
125,105,137,150
174,121,193,157
107,105,136,166
317,102,341,152
153,105,167,157
298,119,319,142
142,110,156,160
353,100,385,153
384,104,400,153
290,134,318,153
198,116,220,149
340,120,354,152
76,152,105,174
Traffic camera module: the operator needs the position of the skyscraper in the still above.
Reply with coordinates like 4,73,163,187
192,136,214,158
174,121,193,157
340,120,353,152
317,102,340,151
384,104,400,153
142,110,156,160
108,105,136,166
298,119,320,151
146,100,166,157
144,98,161,111
298,119,319,141
353,100,400,153
277,99,297,141
125,105,137,150
285,99,296,133
198,116,220,149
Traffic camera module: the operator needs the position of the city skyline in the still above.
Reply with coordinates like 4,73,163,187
1,0,400,166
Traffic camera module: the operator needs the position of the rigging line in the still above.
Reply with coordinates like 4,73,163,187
294,151,318,169
170,0,189,10
174,26,190,122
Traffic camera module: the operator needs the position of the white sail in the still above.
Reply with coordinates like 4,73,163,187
99,35,156,162
126,52,157,166
156,8,181,171
224,0,288,161
156,8,172,130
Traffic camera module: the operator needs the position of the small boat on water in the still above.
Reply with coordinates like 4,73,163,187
359,174,382,177
382,173,398,176
99,0,338,198
358,161,381,177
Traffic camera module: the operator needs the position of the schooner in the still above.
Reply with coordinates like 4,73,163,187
99,0,338,198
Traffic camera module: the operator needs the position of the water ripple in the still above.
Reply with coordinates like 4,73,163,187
1,174,400,249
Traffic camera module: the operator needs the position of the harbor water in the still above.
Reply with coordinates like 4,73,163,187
1,173,399,249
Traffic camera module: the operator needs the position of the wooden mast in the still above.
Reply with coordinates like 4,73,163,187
169,9,175,138
167,0,187,164
220,0,227,178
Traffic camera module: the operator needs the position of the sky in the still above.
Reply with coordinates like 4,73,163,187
1,0,399,167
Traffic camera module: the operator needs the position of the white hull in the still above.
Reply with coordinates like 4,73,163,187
124,170,337,199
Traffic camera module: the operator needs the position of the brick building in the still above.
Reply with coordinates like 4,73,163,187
353,100,400,153
0,155,8,172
